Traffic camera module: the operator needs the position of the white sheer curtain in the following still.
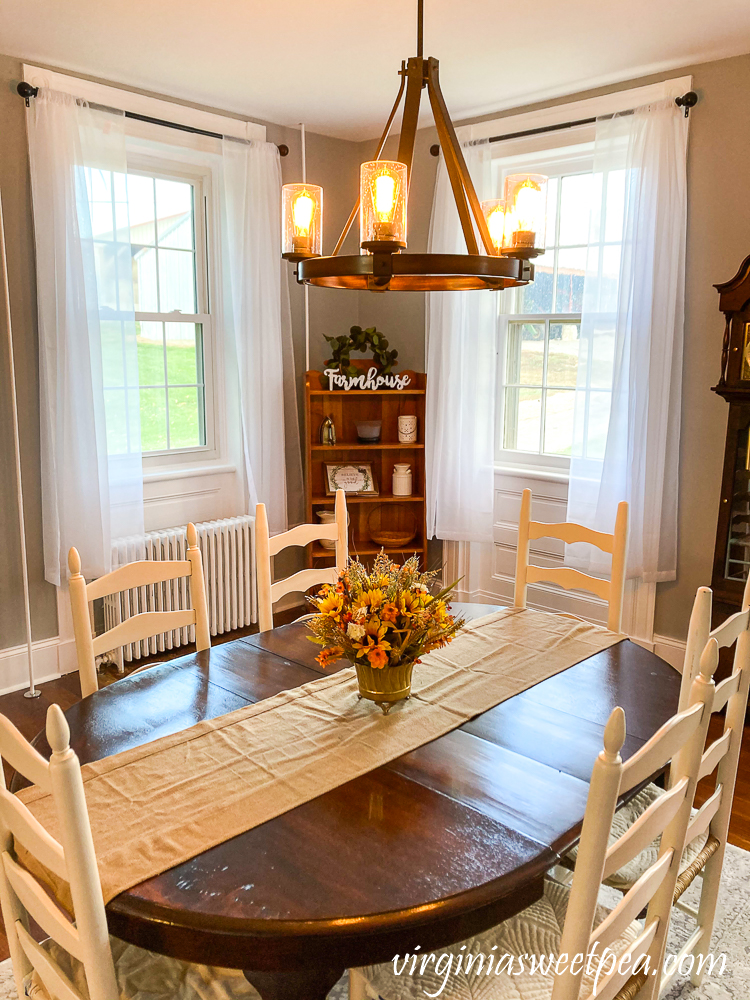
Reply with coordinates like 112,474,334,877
566,100,688,581
27,89,143,586
425,137,498,542
221,139,303,534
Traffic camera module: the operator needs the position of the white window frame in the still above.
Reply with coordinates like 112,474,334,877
477,75,693,482
126,154,221,470
494,145,594,476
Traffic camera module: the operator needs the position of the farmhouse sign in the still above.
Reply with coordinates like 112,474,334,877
323,366,411,392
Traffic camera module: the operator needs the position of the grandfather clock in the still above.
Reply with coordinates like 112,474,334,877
711,255,750,614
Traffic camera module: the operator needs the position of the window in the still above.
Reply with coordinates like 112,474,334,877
497,153,625,465
87,161,213,459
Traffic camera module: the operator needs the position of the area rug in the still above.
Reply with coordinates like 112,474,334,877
0,844,746,998
327,842,750,1000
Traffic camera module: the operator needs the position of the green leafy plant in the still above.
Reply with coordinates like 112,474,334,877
324,325,398,376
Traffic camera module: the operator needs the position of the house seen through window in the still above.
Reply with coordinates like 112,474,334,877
87,165,210,457
500,161,624,462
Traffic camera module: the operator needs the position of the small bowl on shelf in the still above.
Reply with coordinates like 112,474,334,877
367,503,418,548
356,420,382,443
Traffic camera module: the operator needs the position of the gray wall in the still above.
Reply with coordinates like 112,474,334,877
364,52,750,642
2,47,749,650
0,54,57,649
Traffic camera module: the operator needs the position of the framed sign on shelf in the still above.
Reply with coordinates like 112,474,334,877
325,463,379,496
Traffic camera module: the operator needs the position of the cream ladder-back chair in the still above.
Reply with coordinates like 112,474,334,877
598,575,750,993
255,489,348,633
69,522,210,699
0,705,260,1000
515,488,629,633
354,644,717,1000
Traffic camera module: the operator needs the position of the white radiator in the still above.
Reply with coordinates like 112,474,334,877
103,516,256,663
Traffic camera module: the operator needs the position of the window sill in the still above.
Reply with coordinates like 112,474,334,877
142,463,237,485
495,462,570,484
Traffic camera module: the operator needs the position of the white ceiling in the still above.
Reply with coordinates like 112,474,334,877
3,0,750,141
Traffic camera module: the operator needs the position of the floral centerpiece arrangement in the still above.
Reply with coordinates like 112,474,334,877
306,552,465,714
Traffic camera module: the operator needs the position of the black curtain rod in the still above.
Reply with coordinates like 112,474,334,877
428,91,698,156
16,82,290,156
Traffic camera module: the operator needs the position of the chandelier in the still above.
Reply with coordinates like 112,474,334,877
281,1,546,292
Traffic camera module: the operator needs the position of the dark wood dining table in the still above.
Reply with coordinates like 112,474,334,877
23,603,682,1000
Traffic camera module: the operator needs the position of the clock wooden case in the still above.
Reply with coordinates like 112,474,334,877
711,255,750,612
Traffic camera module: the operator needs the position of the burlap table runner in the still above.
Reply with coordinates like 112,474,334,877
18,608,622,903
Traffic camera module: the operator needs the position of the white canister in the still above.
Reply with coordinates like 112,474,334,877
392,463,413,497
398,414,418,444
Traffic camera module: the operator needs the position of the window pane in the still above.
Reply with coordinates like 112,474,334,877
139,388,168,451
504,387,541,452
544,389,575,455
508,322,545,385
158,248,196,313
558,173,593,246
127,174,156,246
168,387,203,449
517,251,554,313
547,324,580,387
165,323,200,384
555,247,587,313
132,245,159,312
156,178,194,250
137,322,165,387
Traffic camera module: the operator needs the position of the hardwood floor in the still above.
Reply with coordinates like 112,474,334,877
0,631,747,964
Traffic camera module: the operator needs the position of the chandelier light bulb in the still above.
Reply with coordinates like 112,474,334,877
504,173,547,252
282,183,323,260
292,190,315,237
373,171,398,224
360,160,407,250
481,199,506,253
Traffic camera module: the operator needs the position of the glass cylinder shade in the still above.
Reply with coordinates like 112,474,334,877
503,173,547,252
282,183,323,259
360,160,407,250
481,199,506,254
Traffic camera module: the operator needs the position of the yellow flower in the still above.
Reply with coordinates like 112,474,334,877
353,588,384,611
317,592,344,620
399,591,427,618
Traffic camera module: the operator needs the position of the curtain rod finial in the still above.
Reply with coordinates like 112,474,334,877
16,81,38,107
675,91,698,117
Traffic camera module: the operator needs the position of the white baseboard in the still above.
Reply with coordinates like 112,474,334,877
0,636,76,697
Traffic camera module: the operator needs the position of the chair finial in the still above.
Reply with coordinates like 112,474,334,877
699,637,719,680
603,706,626,759
46,704,70,754
186,522,198,548
68,547,82,577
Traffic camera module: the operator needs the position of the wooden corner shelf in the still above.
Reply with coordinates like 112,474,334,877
305,366,428,571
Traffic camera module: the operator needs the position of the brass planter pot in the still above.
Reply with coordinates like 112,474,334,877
354,660,415,715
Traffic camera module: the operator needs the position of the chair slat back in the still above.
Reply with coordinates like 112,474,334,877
0,706,119,1000
514,488,629,633
256,489,348,633
677,577,750,851
69,521,210,698
551,642,716,1000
